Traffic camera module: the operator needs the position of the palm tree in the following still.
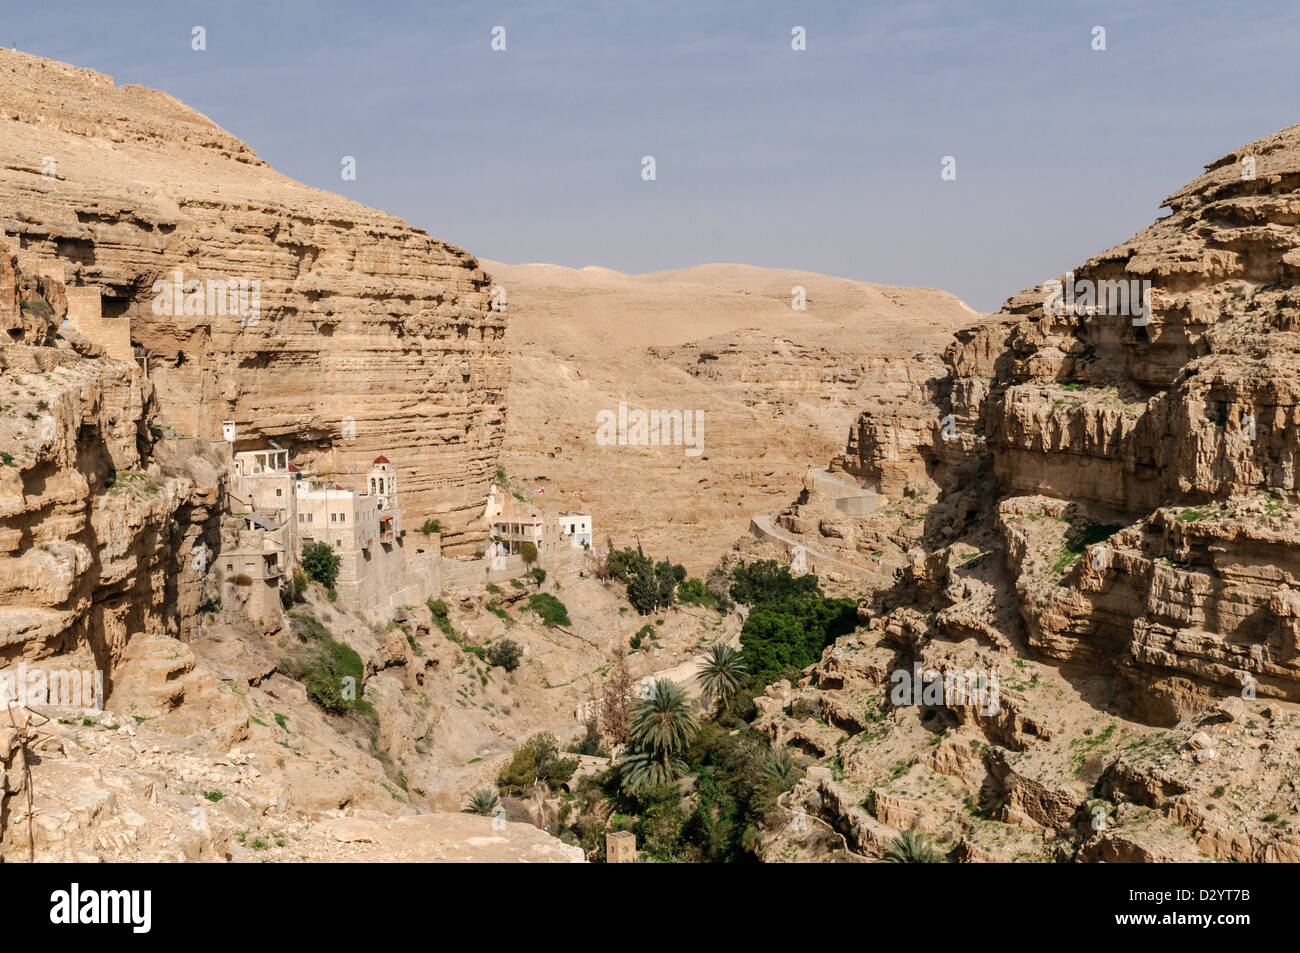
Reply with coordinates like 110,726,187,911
762,748,799,790
882,830,944,863
620,679,698,792
695,643,748,714
618,746,688,792
463,789,500,816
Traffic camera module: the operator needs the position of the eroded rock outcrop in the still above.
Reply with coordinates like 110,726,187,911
0,49,505,554
0,243,221,673
748,122,1300,863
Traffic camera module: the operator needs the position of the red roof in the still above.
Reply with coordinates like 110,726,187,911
379,513,393,521
288,464,300,473
373,455,390,465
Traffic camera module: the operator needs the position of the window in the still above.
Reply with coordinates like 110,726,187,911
307,514,313,523
276,488,282,497
331,513,337,523
340,513,346,522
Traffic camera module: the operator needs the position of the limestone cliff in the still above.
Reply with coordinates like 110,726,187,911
0,244,220,674
0,49,506,554
832,121,1300,711
744,122,1300,863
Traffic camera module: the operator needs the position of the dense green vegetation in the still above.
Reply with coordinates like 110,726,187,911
565,719,804,862
301,542,340,590
696,643,747,713
527,592,571,627
604,544,684,614
466,558,855,861
620,679,698,792
730,560,857,685
498,732,579,795
281,611,368,716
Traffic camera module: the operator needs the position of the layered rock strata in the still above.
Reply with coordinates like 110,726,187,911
0,49,505,553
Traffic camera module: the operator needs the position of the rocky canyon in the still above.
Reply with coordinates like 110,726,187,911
2,39,1298,877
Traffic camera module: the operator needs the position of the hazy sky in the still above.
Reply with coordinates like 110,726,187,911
13,0,1300,311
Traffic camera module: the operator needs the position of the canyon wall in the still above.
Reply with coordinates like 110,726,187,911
828,121,1300,709
0,50,505,554
0,244,219,675
746,123,1300,863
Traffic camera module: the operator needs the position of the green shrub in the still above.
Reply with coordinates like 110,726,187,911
283,611,365,715
677,576,713,606
608,545,682,615
487,638,523,672
280,569,309,608
498,732,578,795
301,542,340,589
418,518,443,535
566,719,606,758
527,592,571,627
426,598,454,636
629,624,654,651
463,789,500,815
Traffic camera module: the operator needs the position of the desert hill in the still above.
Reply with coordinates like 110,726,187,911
483,258,978,573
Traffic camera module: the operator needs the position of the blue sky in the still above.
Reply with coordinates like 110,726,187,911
12,0,1300,310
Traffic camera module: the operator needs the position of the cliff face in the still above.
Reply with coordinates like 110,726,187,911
829,121,1300,709
0,244,220,674
0,50,506,554
744,123,1300,863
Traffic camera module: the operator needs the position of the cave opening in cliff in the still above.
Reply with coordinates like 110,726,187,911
101,295,130,319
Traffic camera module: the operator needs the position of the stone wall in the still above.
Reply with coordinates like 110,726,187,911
440,546,585,593
326,535,443,618
63,286,133,363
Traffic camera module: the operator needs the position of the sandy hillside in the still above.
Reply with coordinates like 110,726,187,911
482,259,980,574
